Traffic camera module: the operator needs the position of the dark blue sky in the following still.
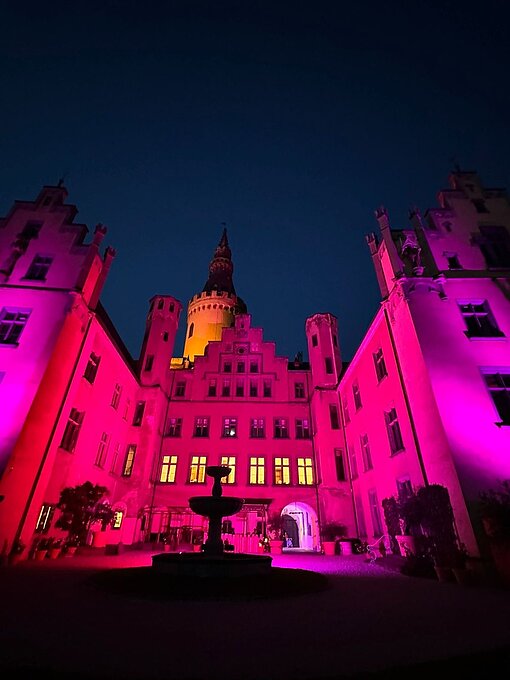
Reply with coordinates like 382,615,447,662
1,2,509,360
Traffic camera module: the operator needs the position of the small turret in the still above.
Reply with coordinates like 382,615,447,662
140,295,182,391
305,313,342,387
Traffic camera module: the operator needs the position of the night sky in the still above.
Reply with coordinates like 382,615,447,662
1,2,509,361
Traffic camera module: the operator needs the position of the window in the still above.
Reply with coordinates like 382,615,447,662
329,404,340,429
223,361,232,373
25,255,53,280
237,361,245,373
249,457,265,484
110,443,120,474
157,299,164,310
353,383,362,410
83,352,101,383
208,379,217,397
385,408,404,454
163,332,169,342
348,444,358,480
342,397,350,424
189,455,207,483
60,408,84,452
368,489,383,536
294,382,305,399
478,225,510,268
274,418,289,438
311,334,318,347
297,457,314,485
325,357,334,374
334,449,346,481
122,445,137,477
132,401,145,426
446,253,462,270
222,379,231,397
263,379,272,397
194,417,209,437
360,434,373,471
0,308,31,345
222,417,237,437
174,381,186,397
295,418,310,439
169,303,174,312
373,348,388,382
112,511,124,529
249,360,259,373
95,432,109,468
397,477,413,500
35,504,54,533
160,455,178,483
274,457,290,485
111,383,122,409
220,456,236,484
165,417,182,437
249,380,258,397
333,334,338,347
144,355,154,371
472,199,489,213
250,418,265,438
188,322,194,338
483,372,510,424
236,379,244,397
459,301,503,338
123,398,130,421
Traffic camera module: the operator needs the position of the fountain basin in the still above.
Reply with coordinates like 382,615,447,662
152,552,273,578
189,496,244,518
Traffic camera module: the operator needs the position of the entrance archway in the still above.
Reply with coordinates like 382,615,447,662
281,502,319,551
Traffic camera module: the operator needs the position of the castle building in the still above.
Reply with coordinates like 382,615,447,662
0,171,509,560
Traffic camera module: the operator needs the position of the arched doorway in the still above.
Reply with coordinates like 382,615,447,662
281,502,319,551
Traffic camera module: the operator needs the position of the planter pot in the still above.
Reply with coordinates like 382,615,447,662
434,566,455,583
163,544,171,552
339,541,352,556
322,541,337,556
35,550,48,561
49,548,62,559
396,535,417,557
8,553,24,566
193,544,202,552
65,546,78,557
270,540,283,555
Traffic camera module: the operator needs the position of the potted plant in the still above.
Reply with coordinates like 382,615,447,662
55,481,113,550
320,522,347,556
35,537,51,560
266,513,284,555
8,538,26,566
48,538,63,559
63,535,80,556
479,479,510,586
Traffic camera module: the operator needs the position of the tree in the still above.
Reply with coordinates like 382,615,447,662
55,481,113,546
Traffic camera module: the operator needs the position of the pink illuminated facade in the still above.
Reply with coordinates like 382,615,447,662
1,170,509,561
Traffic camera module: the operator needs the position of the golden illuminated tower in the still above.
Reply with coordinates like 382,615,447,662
183,228,247,361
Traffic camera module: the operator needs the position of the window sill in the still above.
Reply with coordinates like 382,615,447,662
0,342,20,348
377,374,388,384
390,448,405,457
495,421,510,428
464,331,506,341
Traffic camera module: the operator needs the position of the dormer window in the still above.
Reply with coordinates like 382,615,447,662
25,255,53,281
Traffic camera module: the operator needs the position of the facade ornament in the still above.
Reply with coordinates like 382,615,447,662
399,231,424,276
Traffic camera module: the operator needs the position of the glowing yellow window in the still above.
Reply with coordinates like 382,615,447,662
274,457,290,485
220,456,236,484
189,455,207,483
249,456,265,484
112,510,124,529
160,455,178,483
297,457,314,485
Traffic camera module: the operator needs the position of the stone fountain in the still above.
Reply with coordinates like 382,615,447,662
152,465,272,577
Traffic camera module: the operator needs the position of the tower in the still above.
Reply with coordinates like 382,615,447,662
183,228,247,361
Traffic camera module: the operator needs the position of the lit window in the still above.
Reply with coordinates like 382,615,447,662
111,383,122,409
122,445,137,477
263,379,272,397
160,455,178,483
353,383,362,410
385,408,404,455
295,418,310,439
84,352,101,383
165,417,182,437
189,455,207,483
373,348,388,382
174,381,186,397
95,432,109,468
294,382,305,399
25,255,53,281
297,457,314,485
112,510,124,529
35,504,54,533
483,372,510,424
0,308,31,345
274,457,290,485
334,449,346,481
360,434,373,471
250,418,265,438
208,379,217,397
329,404,340,429
459,301,503,338
220,456,236,484
249,457,265,484
222,417,237,437
194,417,209,437
132,401,145,426
60,408,84,452
274,418,288,438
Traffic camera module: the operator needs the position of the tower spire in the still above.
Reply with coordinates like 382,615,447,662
203,226,235,295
